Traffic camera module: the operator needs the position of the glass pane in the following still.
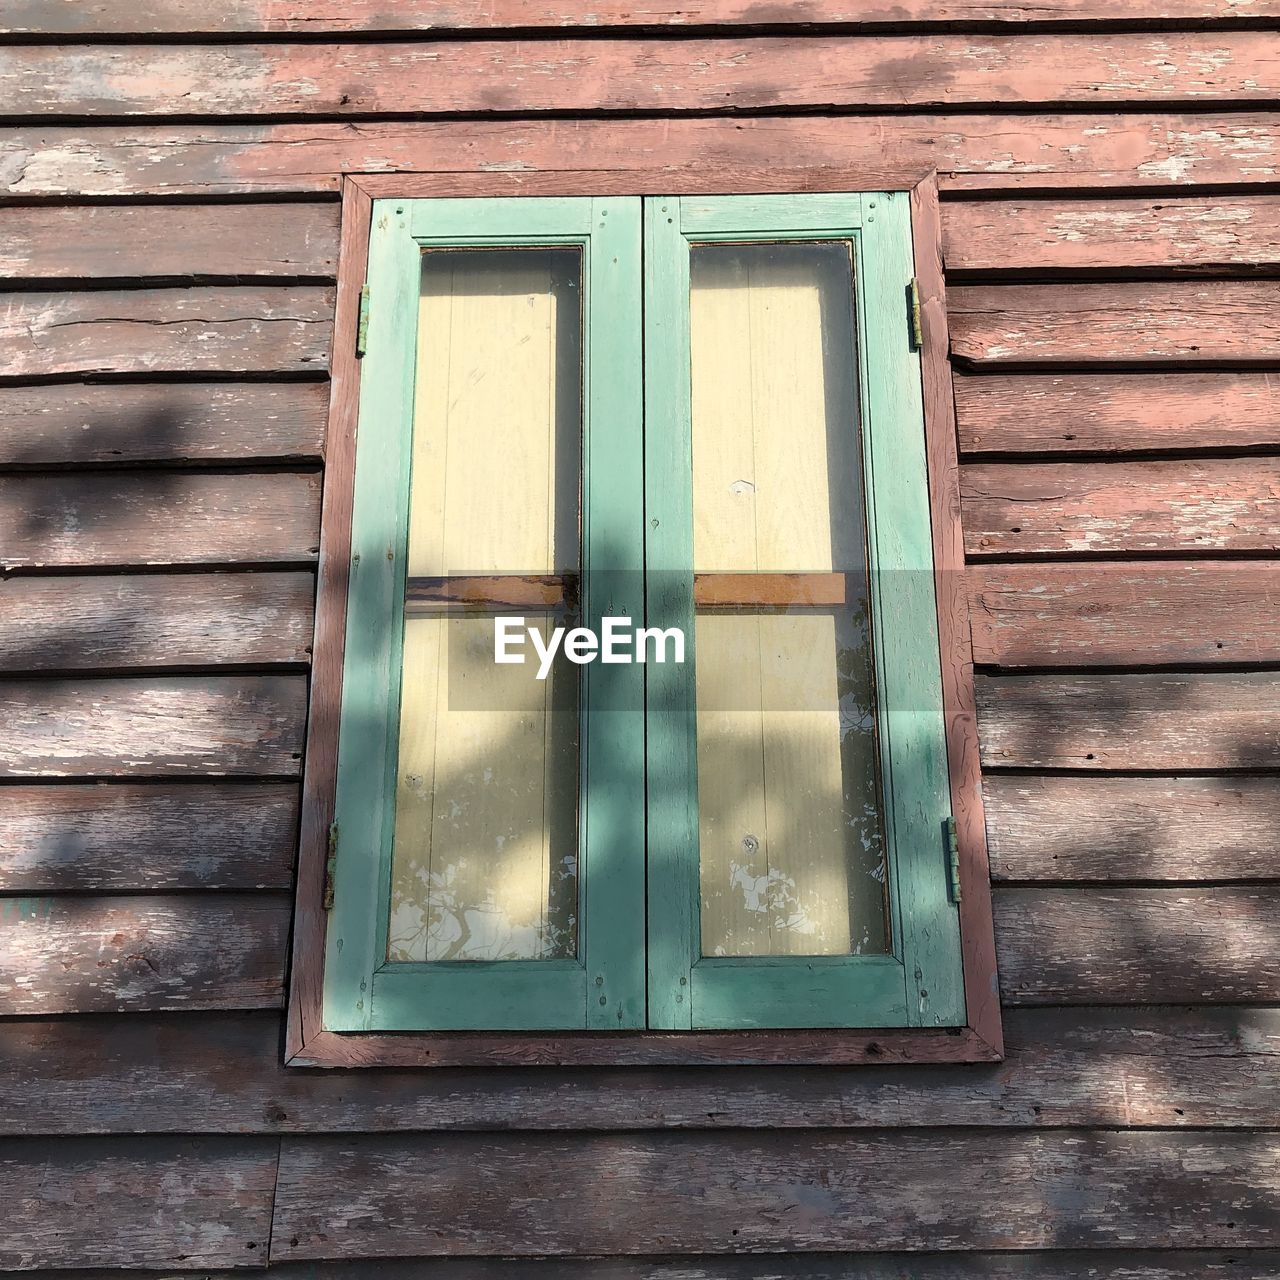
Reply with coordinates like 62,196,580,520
690,241,889,958
387,248,582,963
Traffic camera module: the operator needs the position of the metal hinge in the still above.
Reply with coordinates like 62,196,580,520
322,822,339,910
944,815,962,904
907,277,923,351
355,285,371,358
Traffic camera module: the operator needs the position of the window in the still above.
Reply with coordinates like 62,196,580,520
308,186,997,1057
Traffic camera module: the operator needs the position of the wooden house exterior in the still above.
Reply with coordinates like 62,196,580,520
1,1,1279,1275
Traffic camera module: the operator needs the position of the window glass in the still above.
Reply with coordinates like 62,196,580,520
387,247,583,963
689,241,889,958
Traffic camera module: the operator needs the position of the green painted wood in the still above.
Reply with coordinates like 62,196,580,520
642,192,962,1031
324,196,647,1032
856,191,964,1028
581,197,647,1030
323,199,421,1033
643,195,698,1030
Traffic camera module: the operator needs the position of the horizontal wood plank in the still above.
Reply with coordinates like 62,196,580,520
0,203,338,280
0,471,321,569
6,0,1279,33
954,371,1280,456
0,783,298,891
20,1253,1280,1280
968,561,1280,665
7,116,1280,197
271,1129,1280,1257
6,36,1280,118
4,1006,1276,1134
961,459,1280,556
976,672,1280,770
0,382,328,466
0,894,289,1014
950,281,1280,364
0,1136,276,1271
985,774,1280,882
0,571,315,670
997,886,1280,1004
0,286,334,378
944,195,1280,272
0,675,307,777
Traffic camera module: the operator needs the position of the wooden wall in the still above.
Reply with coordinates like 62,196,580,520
2,1,1280,1274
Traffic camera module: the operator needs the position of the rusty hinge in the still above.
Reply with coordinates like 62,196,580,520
355,285,371,358
907,277,923,351
322,822,339,910
944,815,962,905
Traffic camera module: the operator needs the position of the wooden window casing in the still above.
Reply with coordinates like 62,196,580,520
286,170,1002,1067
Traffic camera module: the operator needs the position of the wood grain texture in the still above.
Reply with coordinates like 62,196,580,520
961,459,1280,556
944,196,1280,272
6,1007,1278,1135
8,115,1280,198
20,1255,1280,1280
954,372,1280,456
0,675,307,777
0,382,328,466
0,286,334,378
0,1136,276,1271
0,893,289,1013
287,176,369,1061
968,561,1280,666
271,1129,1280,1257
6,0,1280,33
985,775,1280,883
6,36,1280,118
976,672,1280,771
913,173,1002,1055
997,886,1280,1004
950,281,1280,364
0,571,315,670
0,202,339,280
0,783,298,891
0,471,321,569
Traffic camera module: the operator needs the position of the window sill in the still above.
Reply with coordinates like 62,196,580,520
286,1025,1003,1068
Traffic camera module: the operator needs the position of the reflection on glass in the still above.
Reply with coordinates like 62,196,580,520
387,248,582,963
690,241,889,958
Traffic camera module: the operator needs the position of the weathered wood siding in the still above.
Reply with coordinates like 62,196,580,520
1,2,1279,1276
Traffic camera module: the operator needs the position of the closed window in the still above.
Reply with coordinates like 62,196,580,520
321,193,967,1036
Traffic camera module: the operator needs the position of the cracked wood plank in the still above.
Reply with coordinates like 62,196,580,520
0,893,290,1014
19,1255,1280,1280
0,571,315,670
0,470,321,568
960,458,1280,556
0,782,298,891
4,1007,1277,1133
950,281,1280,364
0,202,338,280
6,0,1280,32
976,671,1280,770
997,886,1280,1004
5,115,1280,197
0,674,307,777
968,561,1280,665
954,371,1280,455
269,1129,1280,1256
985,775,1280,882
0,286,334,378
0,382,328,465
0,1136,276,1270
4,35,1280,117
944,195,1280,271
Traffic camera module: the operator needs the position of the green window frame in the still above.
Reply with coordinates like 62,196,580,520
322,191,964,1036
